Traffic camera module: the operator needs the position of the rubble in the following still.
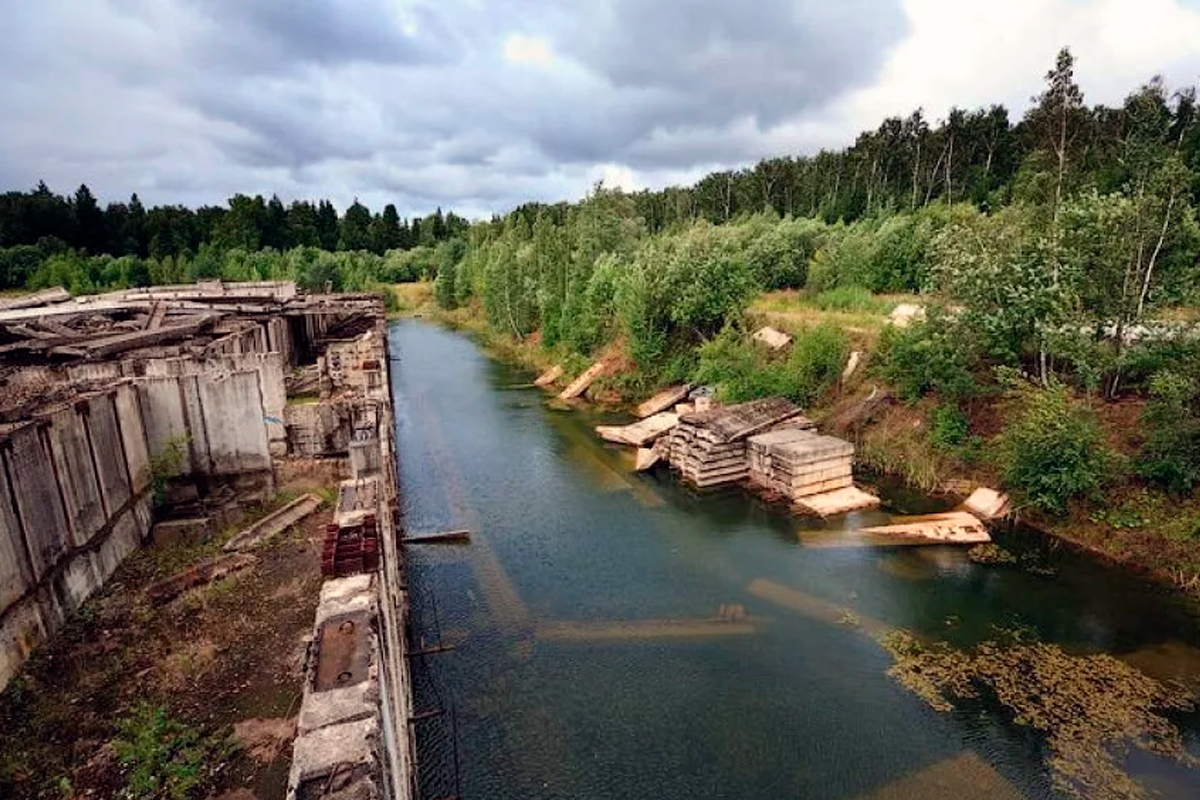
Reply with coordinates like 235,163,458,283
751,326,793,350
635,384,690,418
595,411,679,447
665,397,804,488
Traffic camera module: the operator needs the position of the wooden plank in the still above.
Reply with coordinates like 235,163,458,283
80,314,219,357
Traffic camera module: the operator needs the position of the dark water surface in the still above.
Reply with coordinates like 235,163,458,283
391,319,1200,800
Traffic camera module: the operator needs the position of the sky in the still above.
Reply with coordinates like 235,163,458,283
2,0,1200,219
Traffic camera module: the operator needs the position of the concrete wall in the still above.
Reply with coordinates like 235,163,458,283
0,391,155,689
1,365,277,689
136,370,273,478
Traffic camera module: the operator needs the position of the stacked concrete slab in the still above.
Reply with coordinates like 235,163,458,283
748,428,853,500
666,397,803,488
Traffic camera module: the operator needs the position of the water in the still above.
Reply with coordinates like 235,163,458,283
391,319,1200,800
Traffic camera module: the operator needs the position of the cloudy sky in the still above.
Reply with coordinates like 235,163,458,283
2,0,1200,218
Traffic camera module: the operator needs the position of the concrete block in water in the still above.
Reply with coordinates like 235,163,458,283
86,393,132,514
45,406,105,547
5,423,70,581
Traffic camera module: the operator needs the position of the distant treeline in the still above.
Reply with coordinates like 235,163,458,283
0,189,468,290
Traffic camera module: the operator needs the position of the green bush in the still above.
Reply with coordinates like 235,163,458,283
778,324,849,405
930,404,970,450
1137,370,1200,494
876,313,980,402
692,324,847,406
997,385,1112,515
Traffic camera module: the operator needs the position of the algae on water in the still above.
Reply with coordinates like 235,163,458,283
881,630,1197,800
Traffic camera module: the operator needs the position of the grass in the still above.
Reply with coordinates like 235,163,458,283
750,289,920,346
387,281,435,318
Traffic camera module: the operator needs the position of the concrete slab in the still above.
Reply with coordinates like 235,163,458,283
0,463,33,616
795,486,881,517
6,423,70,581
534,364,563,387
45,406,105,547
558,359,610,400
535,617,762,642
635,384,690,418
299,678,380,735
114,383,151,493
752,326,793,350
962,488,1011,521
0,593,48,689
849,752,1026,800
95,508,142,581
200,370,271,475
85,394,132,514
288,716,379,790
136,376,193,475
316,575,376,626
152,518,214,548
859,511,991,545
594,411,678,448
225,493,322,552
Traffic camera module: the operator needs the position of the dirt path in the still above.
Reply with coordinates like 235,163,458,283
0,496,332,800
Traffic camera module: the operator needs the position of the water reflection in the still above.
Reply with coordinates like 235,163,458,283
392,320,1200,800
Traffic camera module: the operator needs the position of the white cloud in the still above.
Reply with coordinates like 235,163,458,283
503,33,555,67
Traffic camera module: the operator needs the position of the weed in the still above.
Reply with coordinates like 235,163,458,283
114,704,231,800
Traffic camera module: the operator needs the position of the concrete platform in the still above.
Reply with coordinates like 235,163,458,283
849,752,1026,800
595,411,678,447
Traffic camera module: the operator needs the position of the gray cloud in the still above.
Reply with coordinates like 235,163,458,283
0,0,908,217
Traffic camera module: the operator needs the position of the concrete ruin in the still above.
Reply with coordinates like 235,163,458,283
0,281,415,799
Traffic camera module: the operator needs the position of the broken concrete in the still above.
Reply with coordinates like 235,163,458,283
558,359,610,400
962,488,1011,521
635,384,691,418
534,364,563,387
594,411,679,448
225,494,323,552
752,326,793,350
795,486,881,517
858,511,991,545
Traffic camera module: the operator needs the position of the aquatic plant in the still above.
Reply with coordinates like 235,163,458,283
881,630,1197,800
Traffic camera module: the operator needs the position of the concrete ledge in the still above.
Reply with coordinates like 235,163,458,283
224,493,322,551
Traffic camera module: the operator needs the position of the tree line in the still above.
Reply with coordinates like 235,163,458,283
0,187,468,289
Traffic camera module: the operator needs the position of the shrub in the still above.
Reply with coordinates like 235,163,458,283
997,384,1112,515
930,404,970,450
779,324,849,405
692,323,847,406
1137,370,1200,494
876,313,980,402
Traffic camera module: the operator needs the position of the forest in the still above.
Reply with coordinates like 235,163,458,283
2,49,1199,539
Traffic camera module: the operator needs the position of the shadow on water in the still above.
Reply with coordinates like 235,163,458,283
391,319,1200,800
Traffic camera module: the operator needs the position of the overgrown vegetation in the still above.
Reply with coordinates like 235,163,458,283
997,383,1114,515
882,629,1197,800
114,705,231,800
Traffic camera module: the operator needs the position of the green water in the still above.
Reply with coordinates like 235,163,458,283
391,319,1200,800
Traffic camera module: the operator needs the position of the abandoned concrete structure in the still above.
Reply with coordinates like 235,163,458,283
0,281,413,799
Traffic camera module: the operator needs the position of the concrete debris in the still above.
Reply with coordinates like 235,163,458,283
888,303,926,328
146,553,258,604
558,358,611,400
151,517,214,548
752,326,793,350
858,511,991,545
664,398,804,488
962,488,1011,521
635,384,691,418
842,350,863,382
794,486,881,517
635,447,660,472
674,402,695,415
225,493,323,552
534,364,563,387
594,411,679,448
749,428,857,502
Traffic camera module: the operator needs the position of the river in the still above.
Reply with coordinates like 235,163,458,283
390,319,1200,800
